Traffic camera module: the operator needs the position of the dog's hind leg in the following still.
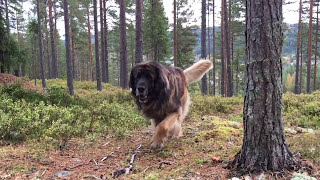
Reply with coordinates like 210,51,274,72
151,112,180,149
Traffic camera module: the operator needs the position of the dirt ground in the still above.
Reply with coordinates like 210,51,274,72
1,109,319,180
0,73,43,92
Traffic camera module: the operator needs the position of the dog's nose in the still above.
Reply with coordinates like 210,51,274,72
138,87,145,93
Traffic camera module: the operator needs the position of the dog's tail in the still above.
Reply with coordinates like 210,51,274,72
183,59,213,85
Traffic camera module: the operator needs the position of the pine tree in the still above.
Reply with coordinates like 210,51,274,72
144,0,170,63
135,0,143,64
119,0,128,89
36,0,47,89
307,0,314,93
93,0,102,90
64,0,74,95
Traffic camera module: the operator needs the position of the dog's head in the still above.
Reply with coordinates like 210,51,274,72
129,62,170,105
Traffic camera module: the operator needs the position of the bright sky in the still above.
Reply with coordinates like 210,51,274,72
23,0,301,38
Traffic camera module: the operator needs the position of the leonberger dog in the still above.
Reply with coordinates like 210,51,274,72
129,60,212,149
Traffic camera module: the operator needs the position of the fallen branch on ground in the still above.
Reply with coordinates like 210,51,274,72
112,144,142,179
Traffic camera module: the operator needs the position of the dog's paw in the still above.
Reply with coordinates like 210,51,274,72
150,142,164,150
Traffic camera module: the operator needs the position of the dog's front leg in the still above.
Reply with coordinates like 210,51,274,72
151,113,179,149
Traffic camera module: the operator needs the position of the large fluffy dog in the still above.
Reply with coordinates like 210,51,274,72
129,60,212,149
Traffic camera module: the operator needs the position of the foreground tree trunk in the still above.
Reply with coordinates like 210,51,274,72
86,4,94,81
49,0,58,79
295,0,303,94
230,0,299,172
103,0,109,83
201,0,208,94
63,0,74,95
307,0,314,93
225,0,233,97
37,0,47,89
221,0,225,96
93,0,102,91
135,0,143,64
100,0,107,83
212,0,216,96
314,5,319,91
120,0,128,89
173,0,178,67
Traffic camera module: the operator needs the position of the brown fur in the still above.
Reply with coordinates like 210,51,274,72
129,60,212,149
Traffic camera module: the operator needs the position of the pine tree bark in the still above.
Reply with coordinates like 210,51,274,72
225,0,232,97
87,4,94,81
100,0,107,83
207,0,211,93
307,0,314,93
212,0,216,96
221,0,225,96
63,0,74,95
103,0,109,83
314,5,319,91
71,26,80,80
295,0,302,94
230,0,299,172
173,0,178,67
94,0,102,90
49,0,58,79
44,5,51,79
300,44,303,92
36,0,47,89
120,0,128,89
135,0,143,64
201,0,208,94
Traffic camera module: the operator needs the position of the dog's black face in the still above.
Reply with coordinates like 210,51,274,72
135,72,153,104
129,62,170,106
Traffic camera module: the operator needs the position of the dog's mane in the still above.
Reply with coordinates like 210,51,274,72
129,61,186,125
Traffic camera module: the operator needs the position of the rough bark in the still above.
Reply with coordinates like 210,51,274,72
49,0,58,79
103,0,109,83
54,0,60,77
87,4,94,81
173,0,178,67
44,5,51,79
221,0,225,96
120,0,128,89
37,0,47,89
307,0,314,93
300,44,303,92
135,0,143,64
63,0,74,95
230,0,299,172
94,0,102,91
295,0,302,94
314,5,319,91
100,0,107,83
225,0,232,97
201,0,208,94
207,0,210,93
212,0,216,96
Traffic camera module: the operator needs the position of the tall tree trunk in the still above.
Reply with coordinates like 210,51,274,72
37,0,47,89
225,0,232,97
201,0,208,94
300,44,303,92
103,0,109,83
63,0,74,95
221,0,225,96
212,0,216,96
295,0,303,94
5,0,9,33
235,53,239,95
307,0,314,93
120,0,128,89
43,2,50,79
207,0,211,93
100,0,107,83
49,0,58,79
230,0,299,172
314,5,319,91
135,0,143,64
93,0,102,91
87,4,94,81
54,0,60,77
173,0,178,67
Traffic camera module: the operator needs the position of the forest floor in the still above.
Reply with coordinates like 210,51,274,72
0,76,319,180
1,107,320,180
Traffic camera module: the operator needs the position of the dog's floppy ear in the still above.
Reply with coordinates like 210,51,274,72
155,65,170,94
129,66,137,95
